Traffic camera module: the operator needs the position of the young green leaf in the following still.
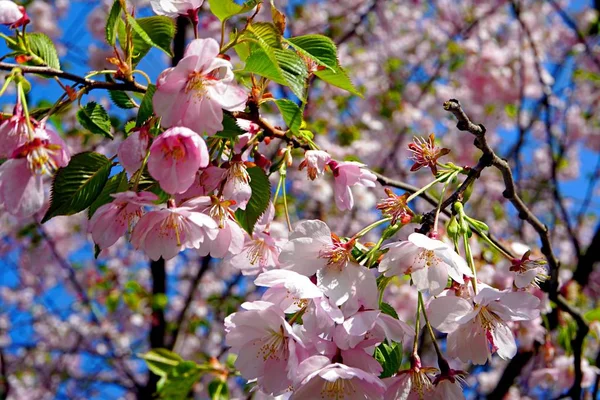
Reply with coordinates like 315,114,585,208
274,99,303,134
286,34,338,70
140,348,183,377
109,89,136,109
77,102,113,139
105,0,122,46
126,16,175,65
375,342,403,378
208,380,229,400
215,114,246,140
244,48,308,99
315,65,362,97
42,152,113,222
235,166,271,234
27,33,60,70
207,0,261,21
158,361,203,400
380,302,399,320
88,171,129,218
136,84,156,126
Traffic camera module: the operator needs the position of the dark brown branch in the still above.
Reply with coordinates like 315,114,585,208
0,62,147,93
442,99,589,399
167,256,212,350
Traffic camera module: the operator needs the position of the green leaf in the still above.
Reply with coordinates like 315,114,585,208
286,34,338,70
88,171,129,218
235,166,271,234
126,16,175,65
380,303,399,320
215,114,246,140
246,22,282,49
27,33,60,70
375,342,403,378
136,84,156,126
208,380,229,400
274,99,302,134
314,66,361,97
207,0,261,21
42,152,113,222
109,89,136,109
77,102,113,139
158,361,202,400
105,0,122,46
140,348,183,377
244,48,307,99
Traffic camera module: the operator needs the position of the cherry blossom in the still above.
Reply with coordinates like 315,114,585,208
153,38,247,136
328,160,377,210
0,102,28,158
292,355,386,400
428,287,541,364
299,150,331,180
279,219,376,306
379,233,472,296
147,126,209,194
117,127,150,175
88,191,158,250
130,200,218,260
150,0,204,18
224,301,301,396
0,124,70,218
0,0,28,28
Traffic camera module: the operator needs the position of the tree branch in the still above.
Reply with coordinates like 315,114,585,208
441,98,589,399
0,62,147,93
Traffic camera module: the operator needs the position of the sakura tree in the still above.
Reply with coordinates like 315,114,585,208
0,0,599,399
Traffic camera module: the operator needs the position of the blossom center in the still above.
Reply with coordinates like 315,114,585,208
160,213,183,246
477,306,502,330
320,378,355,399
162,141,186,161
257,326,286,361
319,238,353,271
247,238,268,266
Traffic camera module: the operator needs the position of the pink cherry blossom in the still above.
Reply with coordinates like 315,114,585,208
221,230,283,276
222,160,252,210
130,201,218,260
529,355,598,397
153,38,247,136
428,287,540,364
328,160,377,210
0,102,28,158
0,0,28,28
333,309,414,351
384,359,437,400
185,196,245,258
225,301,300,396
379,233,472,296
432,369,467,400
117,127,150,175
150,0,204,18
279,219,376,307
509,249,549,289
293,355,386,399
254,269,323,313
88,191,158,250
0,124,69,218
147,126,209,194
299,150,331,180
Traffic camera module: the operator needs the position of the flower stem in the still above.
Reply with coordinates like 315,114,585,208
17,82,34,139
281,172,292,232
463,233,478,294
433,171,458,233
353,217,391,240
412,295,421,356
418,292,449,372
406,172,452,203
